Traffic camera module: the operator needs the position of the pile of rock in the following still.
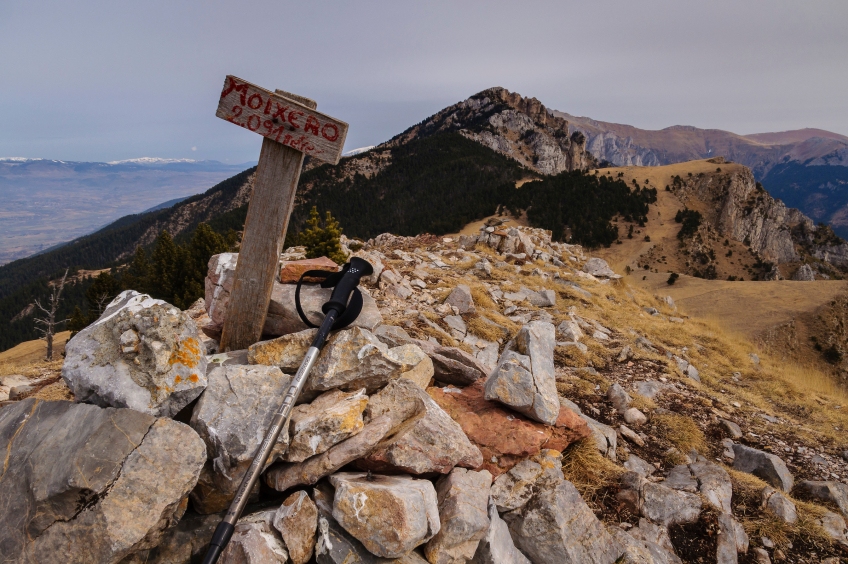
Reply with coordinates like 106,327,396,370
4,225,848,564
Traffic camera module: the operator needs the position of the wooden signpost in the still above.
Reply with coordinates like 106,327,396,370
216,76,348,351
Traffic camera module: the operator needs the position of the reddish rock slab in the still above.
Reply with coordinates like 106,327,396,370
428,381,589,477
279,257,339,284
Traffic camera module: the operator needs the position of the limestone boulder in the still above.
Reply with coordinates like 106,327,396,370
445,284,476,314
761,487,797,524
665,461,732,514
273,490,318,564
205,252,238,333
265,413,396,492
416,340,490,386
121,512,221,564
358,379,483,474
0,399,205,563
429,380,590,477
556,319,583,342
732,444,794,492
190,364,292,502
484,321,559,425
470,499,531,564
309,327,403,393
62,290,207,417
503,480,625,564
608,525,682,564
286,389,368,462
388,343,435,389
424,468,493,564
583,257,617,278
248,328,317,371
330,473,440,559
490,449,563,512
618,472,703,527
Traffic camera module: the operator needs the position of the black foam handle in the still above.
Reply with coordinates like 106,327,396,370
322,257,373,316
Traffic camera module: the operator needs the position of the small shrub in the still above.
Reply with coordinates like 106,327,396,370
667,272,679,285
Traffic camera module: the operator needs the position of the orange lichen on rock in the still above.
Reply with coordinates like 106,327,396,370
168,338,201,368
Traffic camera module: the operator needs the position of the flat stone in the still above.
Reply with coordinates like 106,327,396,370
308,327,403,393
429,380,590,477
445,315,467,335
485,321,559,425
330,472,440,559
761,486,797,524
190,364,292,502
624,454,656,477
620,425,645,447
279,256,339,284
374,324,415,348
248,328,316,371
732,444,794,492
583,414,618,460
445,284,476,314
816,510,848,551
796,480,848,519
359,379,482,475
286,389,368,462
527,289,556,308
265,414,396,492
424,468,493,564
504,480,625,564
582,257,616,278
416,340,489,386
720,419,743,439
470,498,531,564
273,491,318,564
664,465,698,493
387,343,435,389
0,399,206,563
715,512,742,564
618,472,703,527
609,525,682,564
490,450,563,512
62,290,207,417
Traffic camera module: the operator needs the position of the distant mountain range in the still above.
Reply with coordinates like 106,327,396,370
0,158,255,264
559,113,848,237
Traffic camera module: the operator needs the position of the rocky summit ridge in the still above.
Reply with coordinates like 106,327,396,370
3,223,848,563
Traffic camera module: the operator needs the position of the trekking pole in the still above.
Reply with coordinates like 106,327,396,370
202,257,373,564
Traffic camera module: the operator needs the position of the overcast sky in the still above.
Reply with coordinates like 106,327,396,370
1,0,845,163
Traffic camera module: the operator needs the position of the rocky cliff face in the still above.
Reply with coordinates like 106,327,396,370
387,87,593,176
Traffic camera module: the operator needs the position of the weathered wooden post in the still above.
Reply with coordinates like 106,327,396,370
215,76,348,351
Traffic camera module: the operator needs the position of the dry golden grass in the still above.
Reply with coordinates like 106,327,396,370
561,437,625,509
653,412,708,456
0,331,71,367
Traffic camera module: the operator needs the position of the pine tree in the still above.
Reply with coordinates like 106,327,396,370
123,246,151,293
180,223,229,306
149,230,179,304
68,306,87,337
85,271,119,322
297,207,347,264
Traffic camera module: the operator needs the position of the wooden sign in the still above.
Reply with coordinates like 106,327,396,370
216,76,348,164
217,77,349,351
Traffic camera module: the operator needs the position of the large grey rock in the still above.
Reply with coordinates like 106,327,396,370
220,509,288,564
0,399,206,563
582,257,616,278
416,339,489,386
330,473,440,559
273,490,318,564
796,480,848,519
816,510,848,551
503,480,624,563
445,284,476,314
248,328,317,371
618,472,702,527
761,487,797,524
309,327,403,393
484,321,559,425
359,379,483,474
121,511,222,564
627,518,680,561
490,450,563,512
424,468,493,564
732,444,794,492
470,499,531,564
62,290,207,417
624,454,656,477
715,512,742,564
190,364,292,502
205,253,382,335
286,388,368,462
527,289,556,308
556,319,583,342
665,461,732,514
